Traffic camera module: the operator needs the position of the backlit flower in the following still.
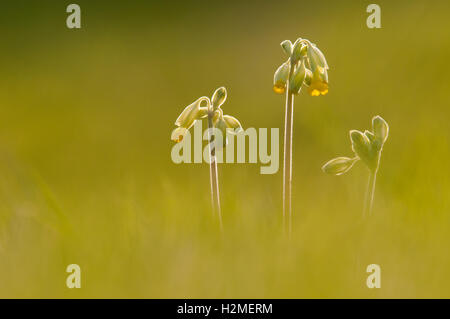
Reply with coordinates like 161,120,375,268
172,97,209,142
273,61,290,94
307,68,329,96
274,38,329,97
171,88,243,145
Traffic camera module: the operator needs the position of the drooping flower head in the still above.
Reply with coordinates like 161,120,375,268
171,87,243,146
171,97,208,142
273,37,329,97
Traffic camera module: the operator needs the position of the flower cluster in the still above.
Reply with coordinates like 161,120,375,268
322,116,389,175
171,87,243,146
273,38,329,96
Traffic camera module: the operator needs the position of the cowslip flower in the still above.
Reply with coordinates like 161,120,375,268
171,87,243,231
273,62,290,94
171,97,208,142
307,67,328,96
171,88,242,144
272,37,330,236
273,38,329,97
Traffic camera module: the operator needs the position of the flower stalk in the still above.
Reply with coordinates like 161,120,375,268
274,37,329,235
283,61,295,236
364,168,377,217
207,110,223,231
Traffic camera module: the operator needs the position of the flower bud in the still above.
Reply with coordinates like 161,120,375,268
304,68,313,86
223,115,243,133
307,43,328,72
322,157,358,175
364,130,376,143
350,130,370,154
215,117,228,148
273,61,290,94
280,40,293,56
372,116,389,145
175,97,210,129
171,127,188,143
350,130,377,170
364,130,383,151
198,107,208,119
212,109,221,126
289,61,306,94
211,87,227,110
291,38,306,64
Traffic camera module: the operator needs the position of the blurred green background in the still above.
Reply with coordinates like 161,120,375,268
0,0,449,298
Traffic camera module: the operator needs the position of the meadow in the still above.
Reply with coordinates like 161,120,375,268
0,0,450,298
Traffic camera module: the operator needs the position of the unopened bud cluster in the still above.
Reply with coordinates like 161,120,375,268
171,87,243,148
322,116,389,175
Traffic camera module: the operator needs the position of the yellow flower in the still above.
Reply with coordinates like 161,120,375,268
273,84,286,94
307,68,328,96
273,61,290,94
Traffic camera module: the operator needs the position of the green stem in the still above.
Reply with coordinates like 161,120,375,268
207,112,223,232
363,169,377,217
283,63,295,236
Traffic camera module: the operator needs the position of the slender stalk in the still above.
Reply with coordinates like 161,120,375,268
283,63,295,236
207,112,223,231
363,149,382,217
363,169,377,217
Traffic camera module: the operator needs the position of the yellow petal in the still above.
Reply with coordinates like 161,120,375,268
273,84,286,94
308,77,328,97
273,62,289,94
310,89,320,96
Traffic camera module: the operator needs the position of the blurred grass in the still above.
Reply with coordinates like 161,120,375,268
0,0,450,298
